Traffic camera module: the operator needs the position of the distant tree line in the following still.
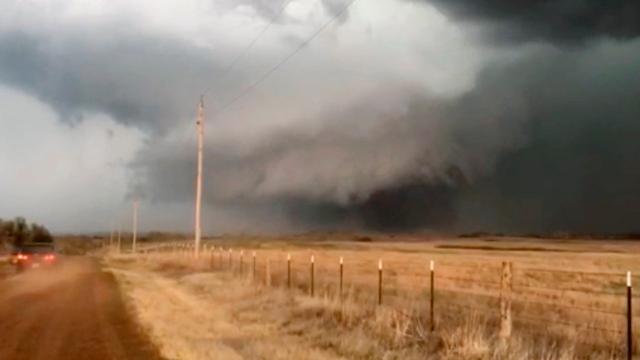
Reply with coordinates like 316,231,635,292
0,217,53,247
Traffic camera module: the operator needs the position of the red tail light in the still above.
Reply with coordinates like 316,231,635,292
17,254,29,260
44,254,56,261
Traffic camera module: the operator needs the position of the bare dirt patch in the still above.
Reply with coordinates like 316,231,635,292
0,257,164,360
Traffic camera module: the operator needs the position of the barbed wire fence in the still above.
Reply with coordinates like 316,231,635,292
122,240,637,358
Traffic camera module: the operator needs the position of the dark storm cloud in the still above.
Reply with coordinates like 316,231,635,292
313,40,640,233
136,39,640,233
455,41,640,233
0,1,352,134
3,1,640,234
133,82,524,231
0,27,225,132
416,0,640,44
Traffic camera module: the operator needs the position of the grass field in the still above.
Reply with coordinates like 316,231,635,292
106,233,639,359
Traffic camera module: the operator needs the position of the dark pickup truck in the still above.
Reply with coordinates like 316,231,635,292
12,244,58,272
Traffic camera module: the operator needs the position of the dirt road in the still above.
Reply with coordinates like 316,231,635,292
0,257,163,360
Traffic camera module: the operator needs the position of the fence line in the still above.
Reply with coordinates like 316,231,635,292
516,267,640,279
513,312,624,334
437,275,502,287
120,241,637,355
514,283,626,297
512,298,626,316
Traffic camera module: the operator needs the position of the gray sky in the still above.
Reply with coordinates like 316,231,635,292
1,0,639,234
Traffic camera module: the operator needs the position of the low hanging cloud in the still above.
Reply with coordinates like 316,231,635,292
135,85,504,204
134,38,640,233
0,28,220,133
0,0,362,135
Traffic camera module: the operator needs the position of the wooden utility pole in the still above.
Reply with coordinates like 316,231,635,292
194,97,204,258
117,227,122,254
132,199,139,253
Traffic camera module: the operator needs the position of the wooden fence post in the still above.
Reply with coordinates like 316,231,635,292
499,261,513,339
228,249,232,271
240,250,244,275
310,255,315,297
627,271,633,360
265,258,271,287
339,256,344,303
252,251,256,280
287,253,291,289
430,260,435,331
378,259,383,306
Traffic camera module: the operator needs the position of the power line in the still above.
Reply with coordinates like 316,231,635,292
202,0,294,96
213,0,359,116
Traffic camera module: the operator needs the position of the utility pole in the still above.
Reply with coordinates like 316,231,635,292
194,96,204,258
117,227,122,254
132,199,139,253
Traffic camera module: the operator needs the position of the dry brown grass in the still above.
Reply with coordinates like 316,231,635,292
107,235,639,359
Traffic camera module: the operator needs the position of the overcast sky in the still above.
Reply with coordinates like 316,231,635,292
1,0,639,234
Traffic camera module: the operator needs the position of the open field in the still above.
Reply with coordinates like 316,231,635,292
105,234,640,359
